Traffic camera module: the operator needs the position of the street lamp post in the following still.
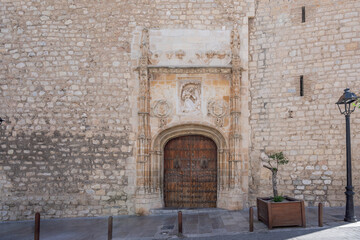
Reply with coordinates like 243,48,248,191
336,88,358,223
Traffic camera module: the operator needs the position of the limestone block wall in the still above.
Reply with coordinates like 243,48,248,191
249,0,360,206
0,0,138,221
0,0,255,221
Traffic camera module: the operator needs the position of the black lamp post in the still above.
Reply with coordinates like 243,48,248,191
336,88,358,222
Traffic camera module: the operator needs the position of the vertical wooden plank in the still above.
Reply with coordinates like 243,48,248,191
301,200,306,228
257,198,260,220
267,202,273,229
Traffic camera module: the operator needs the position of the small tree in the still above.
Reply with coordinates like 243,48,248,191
261,152,289,198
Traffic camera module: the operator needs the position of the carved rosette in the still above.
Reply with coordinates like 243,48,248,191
207,99,228,127
152,100,172,128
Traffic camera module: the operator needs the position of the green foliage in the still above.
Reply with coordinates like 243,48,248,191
353,99,360,108
352,93,360,108
273,195,285,202
269,152,289,166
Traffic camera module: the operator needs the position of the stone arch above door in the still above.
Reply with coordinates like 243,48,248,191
152,123,228,152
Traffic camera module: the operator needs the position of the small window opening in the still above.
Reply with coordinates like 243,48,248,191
302,6,306,23
300,75,304,96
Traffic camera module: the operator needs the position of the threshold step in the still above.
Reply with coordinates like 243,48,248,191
150,208,228,215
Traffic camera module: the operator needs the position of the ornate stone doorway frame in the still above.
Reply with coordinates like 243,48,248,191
135,27,249,212
152,124,228,207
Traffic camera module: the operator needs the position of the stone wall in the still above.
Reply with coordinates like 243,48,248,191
249,0,360,206
1,0,359,221
0,0,139,220
0,0,254,220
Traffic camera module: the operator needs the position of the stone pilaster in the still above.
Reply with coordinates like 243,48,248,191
229,28,242,189
137,28,152,193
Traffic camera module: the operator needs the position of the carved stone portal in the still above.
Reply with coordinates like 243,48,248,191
179,81,201,114
136,27,247,212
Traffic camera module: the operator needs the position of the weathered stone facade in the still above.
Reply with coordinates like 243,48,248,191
249,0,360,207
0,0,359,221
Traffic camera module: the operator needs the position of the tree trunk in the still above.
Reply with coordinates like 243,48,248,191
272,170,278,197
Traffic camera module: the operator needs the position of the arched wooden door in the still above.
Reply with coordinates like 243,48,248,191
164,135,217,208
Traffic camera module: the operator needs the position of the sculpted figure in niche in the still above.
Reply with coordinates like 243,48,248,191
181,83,201,113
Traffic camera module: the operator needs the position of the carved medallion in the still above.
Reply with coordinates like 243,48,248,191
152,100,172,128
180,81,201,114
207,99,228,127
152,100,171,118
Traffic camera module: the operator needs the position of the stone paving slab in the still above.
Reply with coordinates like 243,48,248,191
0,207,359,240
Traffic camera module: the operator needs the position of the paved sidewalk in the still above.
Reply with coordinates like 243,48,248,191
0,207,359,240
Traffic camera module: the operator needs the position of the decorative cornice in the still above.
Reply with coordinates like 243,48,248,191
146,66,232,74
135,65,246,73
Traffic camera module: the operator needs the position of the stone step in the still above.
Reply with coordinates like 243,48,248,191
150,208,228,215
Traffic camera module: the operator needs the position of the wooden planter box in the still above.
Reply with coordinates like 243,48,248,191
257,196,306,229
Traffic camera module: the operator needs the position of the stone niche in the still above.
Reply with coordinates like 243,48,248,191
135,28,250,213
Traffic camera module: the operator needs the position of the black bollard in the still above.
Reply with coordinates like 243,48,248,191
34,212,40,240
108,216,113,240
178,211,183,235
318,203,323,227
249,207,254,232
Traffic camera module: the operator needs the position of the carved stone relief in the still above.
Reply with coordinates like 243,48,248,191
179,81,201,114
148,67,231,74
136,27,246,211
152,100,172,128
207,99,228,127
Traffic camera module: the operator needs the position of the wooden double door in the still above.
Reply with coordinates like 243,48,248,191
164,135,217,208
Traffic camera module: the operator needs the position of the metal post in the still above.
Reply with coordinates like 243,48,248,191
249,207,254,232
344,114,356,222
318,203,323,227
34,212,40,240
108,216,113,240
178,211,183,235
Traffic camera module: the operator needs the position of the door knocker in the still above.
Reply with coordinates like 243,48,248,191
200,158,208,169
174,158,181,169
